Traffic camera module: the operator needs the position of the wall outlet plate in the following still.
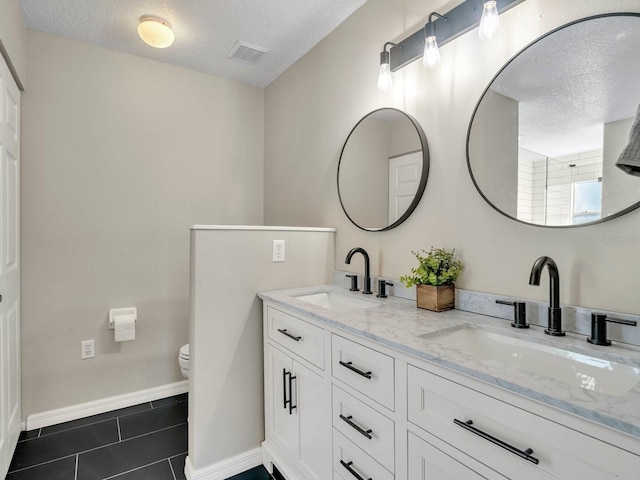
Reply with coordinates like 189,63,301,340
81,339,95,359
272,239,285,262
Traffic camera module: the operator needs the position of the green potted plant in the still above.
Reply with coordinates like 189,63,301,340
400,247,464,311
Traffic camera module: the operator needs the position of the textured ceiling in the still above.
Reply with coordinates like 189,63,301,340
490,15,640,158
18,0,367,88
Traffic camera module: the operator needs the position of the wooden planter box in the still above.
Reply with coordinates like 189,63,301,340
417,284,455,312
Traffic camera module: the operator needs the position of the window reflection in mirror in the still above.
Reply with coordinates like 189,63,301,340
468,14,640,227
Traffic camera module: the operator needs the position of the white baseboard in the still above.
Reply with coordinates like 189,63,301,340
185,448,262,480
25,380,188,430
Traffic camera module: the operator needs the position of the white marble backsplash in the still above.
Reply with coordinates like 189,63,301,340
333,270,640,347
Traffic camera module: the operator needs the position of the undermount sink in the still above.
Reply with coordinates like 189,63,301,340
293,290,380,313
421,326,640,397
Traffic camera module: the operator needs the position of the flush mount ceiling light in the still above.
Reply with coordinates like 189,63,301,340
377,0,525,90
138,16,175,48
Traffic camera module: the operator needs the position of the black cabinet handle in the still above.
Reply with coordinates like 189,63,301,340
339,361,372,379
277,328,302,342
282,369,287,409
282,369,296,414
454,419,539,465
340,460,372,480
288,371,297,414
340,414,373,439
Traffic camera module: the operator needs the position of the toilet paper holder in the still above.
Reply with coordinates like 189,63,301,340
109,307,137,329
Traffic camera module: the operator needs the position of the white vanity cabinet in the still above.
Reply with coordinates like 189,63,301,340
261,299,640,480
263,307,331,480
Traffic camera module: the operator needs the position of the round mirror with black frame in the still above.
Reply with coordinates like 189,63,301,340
338,108,430,231
467,13,640,228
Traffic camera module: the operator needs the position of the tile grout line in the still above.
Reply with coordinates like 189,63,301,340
168,457,177,480
74,454,79,480
102,457,169,480
7,452,79,474
117,417,122,442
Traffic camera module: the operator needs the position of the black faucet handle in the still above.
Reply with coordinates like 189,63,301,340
588,313,637,346
346,274,359,292
496,300,529,329
376,280,393,298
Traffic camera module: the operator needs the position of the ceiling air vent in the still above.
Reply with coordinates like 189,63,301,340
226,41,269,65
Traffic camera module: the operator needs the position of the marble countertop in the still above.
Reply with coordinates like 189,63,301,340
258,285,640,439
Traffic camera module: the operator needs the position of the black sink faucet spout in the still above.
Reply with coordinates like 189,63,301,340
345,247,372,294
529,256,565,336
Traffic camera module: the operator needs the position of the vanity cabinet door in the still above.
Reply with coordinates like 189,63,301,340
296,360,331,480
266,345,299,459
265,344,331,480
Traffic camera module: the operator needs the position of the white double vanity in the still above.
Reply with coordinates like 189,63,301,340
259,286,640,480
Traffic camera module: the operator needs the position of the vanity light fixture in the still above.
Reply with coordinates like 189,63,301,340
423,13,447,69
138,15,175,48
479,1,501,40
382,0,525,73
377,42,401,91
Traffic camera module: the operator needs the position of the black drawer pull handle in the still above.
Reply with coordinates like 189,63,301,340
340,414,373,439
454,419,539,465
339,361,372,379
340,460,372,480
277,328,302,341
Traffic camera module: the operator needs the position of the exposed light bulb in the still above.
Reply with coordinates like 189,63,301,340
377,49,393,92
479,1,500,41
377,62,392,92
422,36,441,69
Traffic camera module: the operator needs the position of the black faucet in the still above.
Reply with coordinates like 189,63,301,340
345,247,372,294
529,256,564,336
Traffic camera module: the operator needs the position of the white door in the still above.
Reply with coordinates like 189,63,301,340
0,54,21,479
388,151,423,224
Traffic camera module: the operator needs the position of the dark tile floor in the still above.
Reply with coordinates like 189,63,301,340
5,394,271,480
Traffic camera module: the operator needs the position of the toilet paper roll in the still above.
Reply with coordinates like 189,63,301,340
114,314,136,342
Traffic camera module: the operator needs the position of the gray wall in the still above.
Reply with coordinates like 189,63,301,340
264,0,640,315
188,227,334,472
21,31,264,417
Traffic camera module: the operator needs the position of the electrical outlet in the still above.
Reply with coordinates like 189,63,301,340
81,339,95,359
272,239,285,262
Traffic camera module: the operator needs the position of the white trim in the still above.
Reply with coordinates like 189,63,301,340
184,448,262,480
25,381,188,430
190,224,336,232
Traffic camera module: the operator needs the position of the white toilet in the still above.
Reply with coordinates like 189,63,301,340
179,344,190,379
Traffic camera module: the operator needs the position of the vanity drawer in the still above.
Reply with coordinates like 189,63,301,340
407,365,640,480
333,386,395,472
267,306,324,369
332,334,395,410
408,430,507,480
333,429,393,480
